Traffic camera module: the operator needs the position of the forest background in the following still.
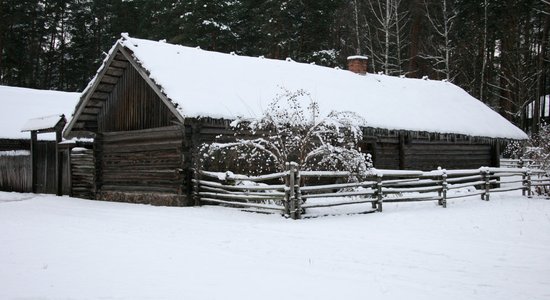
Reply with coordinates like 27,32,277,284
0,0,548,132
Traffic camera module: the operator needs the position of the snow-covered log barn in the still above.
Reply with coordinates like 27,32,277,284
64,34,528,206
0,85,81,194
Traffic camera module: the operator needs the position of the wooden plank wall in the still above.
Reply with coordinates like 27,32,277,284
0,141,72,194
0,154,31,192
71,148,95,199
97,64,178,132
61,149,71,195
95,126,186,205
34,142,57,194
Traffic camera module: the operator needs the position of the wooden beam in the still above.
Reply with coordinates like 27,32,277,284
91,91,110,100
30,131,37,193
78,114,97,121
82,107,102,114
114,53,126,61
88,99,107,106
56,129,62,196
398,133,405,170
95,83,116,93
110,60,128,69
491,142,501,168
101,74,120,84
105,67,124,77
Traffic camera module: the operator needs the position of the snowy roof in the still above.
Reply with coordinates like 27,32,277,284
70,35,528,140
0,85,79,140
21,114,65,132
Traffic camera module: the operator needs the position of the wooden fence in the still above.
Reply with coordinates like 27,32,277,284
0,151,31,192
193,163,550,219
501,158,541,169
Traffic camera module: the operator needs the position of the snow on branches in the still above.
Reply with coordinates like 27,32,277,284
524,123,550,173
200,88,373,178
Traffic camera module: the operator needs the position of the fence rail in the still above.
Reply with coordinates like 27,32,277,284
500,158,541,169
194,163,550,219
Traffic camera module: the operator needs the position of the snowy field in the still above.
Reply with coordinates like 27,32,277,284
1,191,549,300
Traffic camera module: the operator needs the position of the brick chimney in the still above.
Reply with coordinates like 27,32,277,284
347,55,368,75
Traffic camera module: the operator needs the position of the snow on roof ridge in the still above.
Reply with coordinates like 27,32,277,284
94,35,528,140
347,55,369,60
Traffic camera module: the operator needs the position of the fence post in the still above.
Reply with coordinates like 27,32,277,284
289,163,297,220
294,163,302,219
193,168,201,206
481,168,490,201
522,170,527,196
284,162,291,217
376,175,383,212
440,170,448,208
371,177,378,209
437,167,442,202
519,158,524,168
527,169,532,198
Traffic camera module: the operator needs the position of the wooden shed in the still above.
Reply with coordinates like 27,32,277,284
0,85,84,194
64,34,528,206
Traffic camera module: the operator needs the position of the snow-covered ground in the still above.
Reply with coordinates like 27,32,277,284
1,191,549,299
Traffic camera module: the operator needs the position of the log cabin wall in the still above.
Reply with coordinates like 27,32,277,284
89,57,188,205
95,126,186,206
0,139,30,151
70,148,95,199
365,131,495,170
404,140,492,170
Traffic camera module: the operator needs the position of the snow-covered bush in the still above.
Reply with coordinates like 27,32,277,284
502,140,524,159
524,123,550,173
200,88,372,180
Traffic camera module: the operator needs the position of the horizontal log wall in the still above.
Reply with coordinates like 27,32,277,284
95,125,187,206
71,148,95,199
374,141,400,169
405,141,492,170
0,139,30,151
370,135,494,170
